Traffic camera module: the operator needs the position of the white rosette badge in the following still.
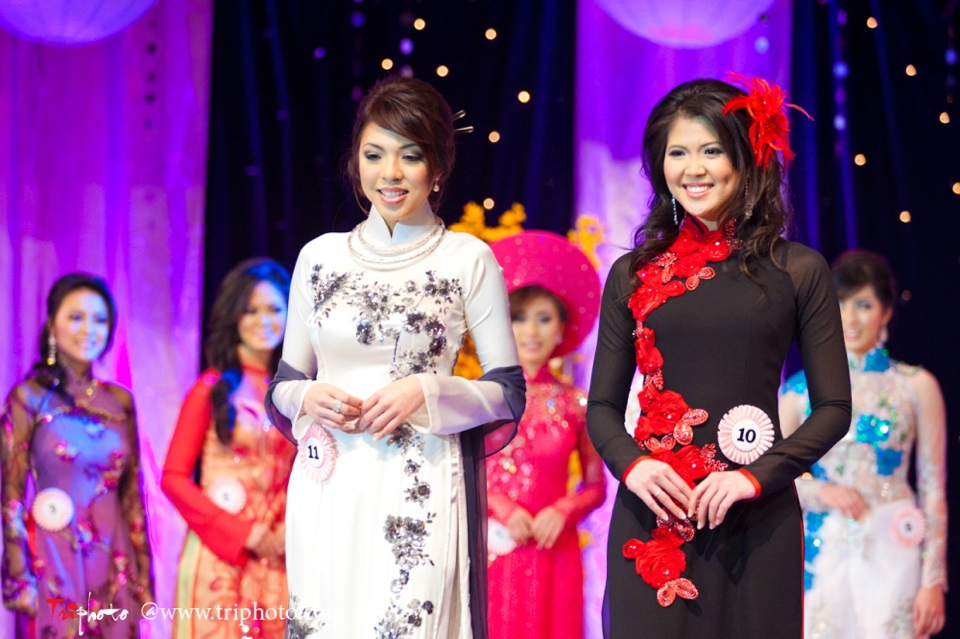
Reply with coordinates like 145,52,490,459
298,421,338,483
717,405,775,465
890,506,926,547
32,487,75,532
206,477,248,515
487,520,517,557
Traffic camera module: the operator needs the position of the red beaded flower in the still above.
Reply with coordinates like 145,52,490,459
723,73,812,170
638,388,689,436
634,326,663,375
630,265,685,322
623,527,687,589
624,218,738,607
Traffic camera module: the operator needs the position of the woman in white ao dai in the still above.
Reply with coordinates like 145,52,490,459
780,250,946,639
265,77,524,639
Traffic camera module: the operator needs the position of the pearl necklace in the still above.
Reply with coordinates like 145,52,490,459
347,217,446,265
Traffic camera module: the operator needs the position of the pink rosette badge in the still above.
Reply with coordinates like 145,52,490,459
31,488,75,532
298,421,338,482
717,404,775,465
890,506,926,547
488,520,517,557
206,477,247,515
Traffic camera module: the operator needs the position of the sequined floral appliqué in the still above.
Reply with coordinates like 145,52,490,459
309,265,462,381
793,346,934,592
374,425,437,638
623,219,738,607
286,593,326,638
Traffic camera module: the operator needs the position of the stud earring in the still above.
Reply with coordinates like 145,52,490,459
671,196,678,226
46,334,57,366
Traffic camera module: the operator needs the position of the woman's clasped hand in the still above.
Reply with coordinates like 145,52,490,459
299,376,426,441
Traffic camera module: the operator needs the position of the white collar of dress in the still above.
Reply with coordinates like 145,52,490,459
364,203,439,245
347,203,445,268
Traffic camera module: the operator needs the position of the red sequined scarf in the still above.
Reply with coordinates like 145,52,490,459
622,218,738,607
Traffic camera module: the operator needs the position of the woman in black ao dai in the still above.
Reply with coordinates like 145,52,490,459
587,77,851,638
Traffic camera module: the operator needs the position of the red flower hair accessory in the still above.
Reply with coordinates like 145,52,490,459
722,73,812,170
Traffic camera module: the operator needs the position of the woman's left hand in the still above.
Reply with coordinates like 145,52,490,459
688,470,757,529
913,584,945,638
531,506,566,550
357,376,426,441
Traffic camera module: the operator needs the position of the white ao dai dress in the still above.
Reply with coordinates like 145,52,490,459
781,347,947,639
269,204,521,639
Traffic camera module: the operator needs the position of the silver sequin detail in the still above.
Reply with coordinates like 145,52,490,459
285,593,325,638
376,425,436,635
308,266,462,381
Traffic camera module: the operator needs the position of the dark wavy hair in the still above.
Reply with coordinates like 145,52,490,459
831,249,898,311
630,78,792,281
205,258,291,444
345,76,456,212
33,273,118,401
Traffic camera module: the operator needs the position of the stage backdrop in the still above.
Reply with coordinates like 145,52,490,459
574,1,794,635
0,1,212,636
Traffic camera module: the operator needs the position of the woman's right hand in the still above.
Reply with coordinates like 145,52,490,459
817,484,869,520
244,522,284,565
506,507,534,545
624,459,692,521
300,383,363,432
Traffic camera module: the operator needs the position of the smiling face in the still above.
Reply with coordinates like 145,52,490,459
358,123,434,231
663,116,740,229
237,281,287,361
839,285,893,359
511,293,566,373
50,289,111,367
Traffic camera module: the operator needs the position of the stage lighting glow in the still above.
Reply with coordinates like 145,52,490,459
0,0,156,46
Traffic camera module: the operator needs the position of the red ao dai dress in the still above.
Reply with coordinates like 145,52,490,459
486,366,606,639
162,365,295,639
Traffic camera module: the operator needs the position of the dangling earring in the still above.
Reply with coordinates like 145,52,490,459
432,182,440,193
743,175,753,220
879,325,889,348
671,196,678,226
46,334,57,366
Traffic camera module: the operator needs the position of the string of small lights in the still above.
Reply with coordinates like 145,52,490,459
328,1,546,220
